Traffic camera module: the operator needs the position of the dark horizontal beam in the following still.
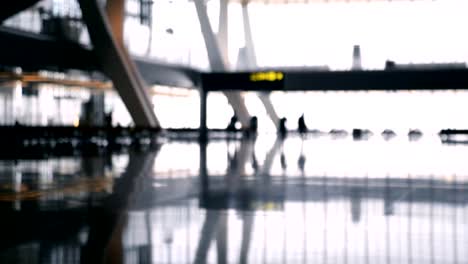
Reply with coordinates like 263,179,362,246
0,26,98,72
134,57,200,88
3,25,467,92
0,0,42,22
0,27,200,88
202,69,468,92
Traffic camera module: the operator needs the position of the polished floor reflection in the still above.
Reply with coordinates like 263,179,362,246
0,134,467,263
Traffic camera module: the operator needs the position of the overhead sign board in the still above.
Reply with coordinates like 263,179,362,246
201,71,285,91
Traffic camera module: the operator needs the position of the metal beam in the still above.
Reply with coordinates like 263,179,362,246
194,0,251,128
105,0,125,45
78,0,159,128
0,26,97,72
0,27,199,87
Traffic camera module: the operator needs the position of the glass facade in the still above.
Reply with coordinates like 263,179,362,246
2,0,468,130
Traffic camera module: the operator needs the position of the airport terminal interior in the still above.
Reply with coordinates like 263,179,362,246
1,0,468,263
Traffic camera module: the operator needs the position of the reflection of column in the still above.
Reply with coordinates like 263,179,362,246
237,138,254,176
301,142,307,264
194,210,221,264
225,138,254,195
350,187,361,223
261,138,282,176
385,189,390,264
364,176,369,263
429,175,435,264
407,174,413,264
344,177,349,264
216,213,228,264
199,141,209,195
322,175,328,264
81,150,157,264
239,212,254,264
384,177,393,216
145,211,153,264
451,176,458,263
13,171,21,210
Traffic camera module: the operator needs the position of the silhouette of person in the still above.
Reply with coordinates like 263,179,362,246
298,114,307,136
249,116,258,135
105,111,113,127
227,114,238,132
385,60,396,70
278,117,287,139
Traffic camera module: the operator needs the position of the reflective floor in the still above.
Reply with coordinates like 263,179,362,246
1,133,468,263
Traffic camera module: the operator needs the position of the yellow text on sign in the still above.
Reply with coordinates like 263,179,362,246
250,71,284,82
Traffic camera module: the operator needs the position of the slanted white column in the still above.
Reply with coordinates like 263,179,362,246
241,2,256,68
241,2,280,129
78,0,160,127
194,0,251,128
218,0,229,66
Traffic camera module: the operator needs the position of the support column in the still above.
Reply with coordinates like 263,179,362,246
194,0,251,128
218,0,229,65
257,95,279,129
200,89,208,142
106,0,125,45
78,0,160,128
241,2,256,68
241,2,280,129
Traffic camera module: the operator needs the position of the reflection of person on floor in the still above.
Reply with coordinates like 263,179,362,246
280,152,287,171
298,137,306,173
298,152,305,173
251,152,259,173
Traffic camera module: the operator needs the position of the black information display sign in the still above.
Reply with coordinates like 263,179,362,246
201,71,285,92
201,68,468,92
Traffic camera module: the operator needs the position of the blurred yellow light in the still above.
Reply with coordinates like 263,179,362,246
73,117,80,127
250,71,284,82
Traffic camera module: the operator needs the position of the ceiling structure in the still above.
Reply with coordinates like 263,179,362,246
232,0,428,3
